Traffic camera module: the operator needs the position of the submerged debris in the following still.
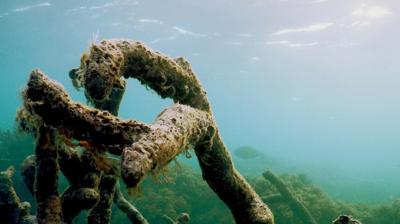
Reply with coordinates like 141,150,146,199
5,39,275,224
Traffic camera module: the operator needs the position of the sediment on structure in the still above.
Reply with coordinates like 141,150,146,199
263,170,317,224
0,166,36,224
22,39,275,223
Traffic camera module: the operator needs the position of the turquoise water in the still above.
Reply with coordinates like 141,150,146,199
1,0,400,223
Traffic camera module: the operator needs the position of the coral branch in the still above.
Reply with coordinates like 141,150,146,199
113,182,149,224
263,170,317,224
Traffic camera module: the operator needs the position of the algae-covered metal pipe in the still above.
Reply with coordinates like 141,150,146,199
20,39,275,224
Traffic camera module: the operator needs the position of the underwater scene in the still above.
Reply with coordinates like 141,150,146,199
1,0,400,223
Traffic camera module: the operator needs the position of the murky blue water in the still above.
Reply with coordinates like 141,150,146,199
1,0,400,221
